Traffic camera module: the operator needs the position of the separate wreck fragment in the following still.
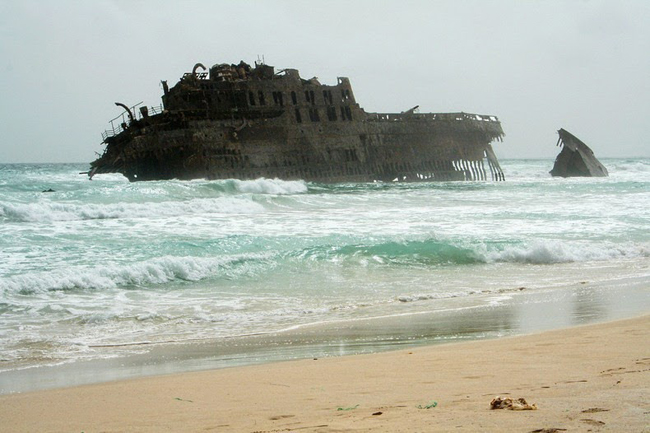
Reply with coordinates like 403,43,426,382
87,61,505,183
550,129,608,178
490,396,538,411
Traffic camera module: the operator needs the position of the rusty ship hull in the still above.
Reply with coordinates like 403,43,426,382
89,62,505,183
550,128,608,178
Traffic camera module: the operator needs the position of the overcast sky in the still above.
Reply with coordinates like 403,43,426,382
1,0,648,163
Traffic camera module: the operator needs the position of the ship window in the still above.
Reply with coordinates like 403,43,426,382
272,91,284,106
323,90,333,105
249,91,256,106
309,108,320,122
295,108,302,123
304,90,311,104
340,106,346,121
345,106,352,121
310,90,316,106
327,106,337,121
291,91,297,105
258,91,266,105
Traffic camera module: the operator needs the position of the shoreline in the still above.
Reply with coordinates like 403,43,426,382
1,280,648,395
1,314,648,432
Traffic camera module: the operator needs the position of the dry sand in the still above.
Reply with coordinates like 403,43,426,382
1,315,648,432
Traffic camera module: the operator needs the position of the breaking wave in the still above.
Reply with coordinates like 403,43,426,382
287,238,649,267
0,177,308,223
291,240,478,266
1,197,266,222
212,178,308,195
0,253,273,295
476,239,650,264
2,236,647,296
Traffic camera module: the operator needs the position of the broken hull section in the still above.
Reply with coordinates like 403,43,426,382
550,128,608,178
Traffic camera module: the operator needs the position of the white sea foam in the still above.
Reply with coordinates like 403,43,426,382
609,159,650,173
476,239,650,264
1,196,266,222
228,178,308,195
0,254,268,294
1,178,306,223
396,291,475,303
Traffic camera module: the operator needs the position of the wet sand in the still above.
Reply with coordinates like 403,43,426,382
1,314,648,432
2,280,647,395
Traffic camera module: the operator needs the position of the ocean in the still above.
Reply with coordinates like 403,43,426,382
1,159,649,392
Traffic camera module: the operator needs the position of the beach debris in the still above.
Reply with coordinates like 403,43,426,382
529,429,567,433
600,367,625,375
372,411,383,416
417,401,438,409
581,408,609,413
173,397,194,403
337,404,359,411
581,418,606,426
557,379,587,384
490,396,537,410
269,414,295,420
550,128,608,178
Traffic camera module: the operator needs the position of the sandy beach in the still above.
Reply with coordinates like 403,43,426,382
1,314,648,432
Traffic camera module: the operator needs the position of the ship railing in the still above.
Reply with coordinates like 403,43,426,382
101,103,164,141
142,104,164,117
366,112,499,123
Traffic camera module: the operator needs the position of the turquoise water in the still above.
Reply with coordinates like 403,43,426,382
1,159,649,374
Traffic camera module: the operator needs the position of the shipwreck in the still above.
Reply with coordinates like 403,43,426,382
88,61,506,183
550,128,608,178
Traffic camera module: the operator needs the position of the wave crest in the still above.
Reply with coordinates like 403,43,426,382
478,240,649,264
1,196,265,222
225,178,308,195
292,240,478,266
0,254,270,295
291,238,650,267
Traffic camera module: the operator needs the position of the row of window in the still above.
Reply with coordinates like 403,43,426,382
182,86,353,111
248,88,352,107
294,106,353,123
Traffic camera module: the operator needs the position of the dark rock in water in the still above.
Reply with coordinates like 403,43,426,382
42,188,56,193
550,129,608,177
